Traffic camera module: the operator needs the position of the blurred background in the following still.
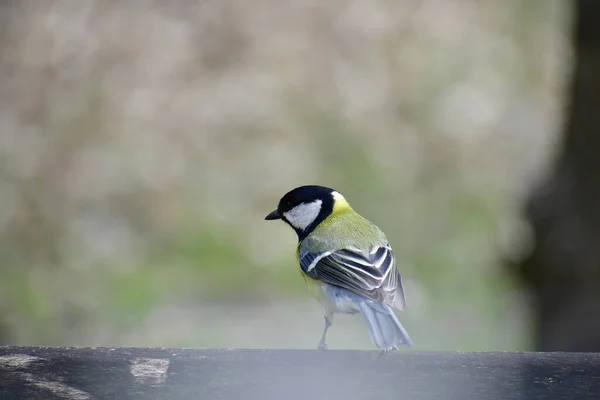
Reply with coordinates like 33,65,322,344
0,0,576,351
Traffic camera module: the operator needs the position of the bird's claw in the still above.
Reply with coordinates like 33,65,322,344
376,349,391,362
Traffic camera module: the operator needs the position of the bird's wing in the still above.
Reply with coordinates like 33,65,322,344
299,244,405,308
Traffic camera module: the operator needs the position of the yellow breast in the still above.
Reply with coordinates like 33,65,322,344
296,246,335,313
300,270,336,314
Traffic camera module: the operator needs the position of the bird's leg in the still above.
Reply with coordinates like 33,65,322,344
317,315,333,350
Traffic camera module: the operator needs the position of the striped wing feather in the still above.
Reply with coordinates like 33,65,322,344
300,245,403,307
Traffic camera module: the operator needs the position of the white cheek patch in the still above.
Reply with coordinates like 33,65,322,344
283,199,323,231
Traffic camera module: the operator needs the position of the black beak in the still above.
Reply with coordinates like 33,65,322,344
265,209,281,220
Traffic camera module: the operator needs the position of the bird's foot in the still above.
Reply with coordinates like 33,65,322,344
317,341,328,350
376,349,390,362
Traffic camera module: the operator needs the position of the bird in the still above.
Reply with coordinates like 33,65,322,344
265,185,412,351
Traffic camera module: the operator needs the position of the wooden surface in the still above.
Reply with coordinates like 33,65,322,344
1,347,600,400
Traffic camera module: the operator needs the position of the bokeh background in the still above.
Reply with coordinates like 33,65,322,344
0,0,571,351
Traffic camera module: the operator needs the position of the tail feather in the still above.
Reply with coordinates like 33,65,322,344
358,301,412,350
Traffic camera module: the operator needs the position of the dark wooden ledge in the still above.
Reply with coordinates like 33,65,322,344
1,347,600,399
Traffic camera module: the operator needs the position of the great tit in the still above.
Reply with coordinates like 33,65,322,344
265,185,412,350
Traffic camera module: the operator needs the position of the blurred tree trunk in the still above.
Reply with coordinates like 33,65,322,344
516,0,600,351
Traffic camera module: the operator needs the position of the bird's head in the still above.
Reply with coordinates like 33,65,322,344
265,185,351,240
